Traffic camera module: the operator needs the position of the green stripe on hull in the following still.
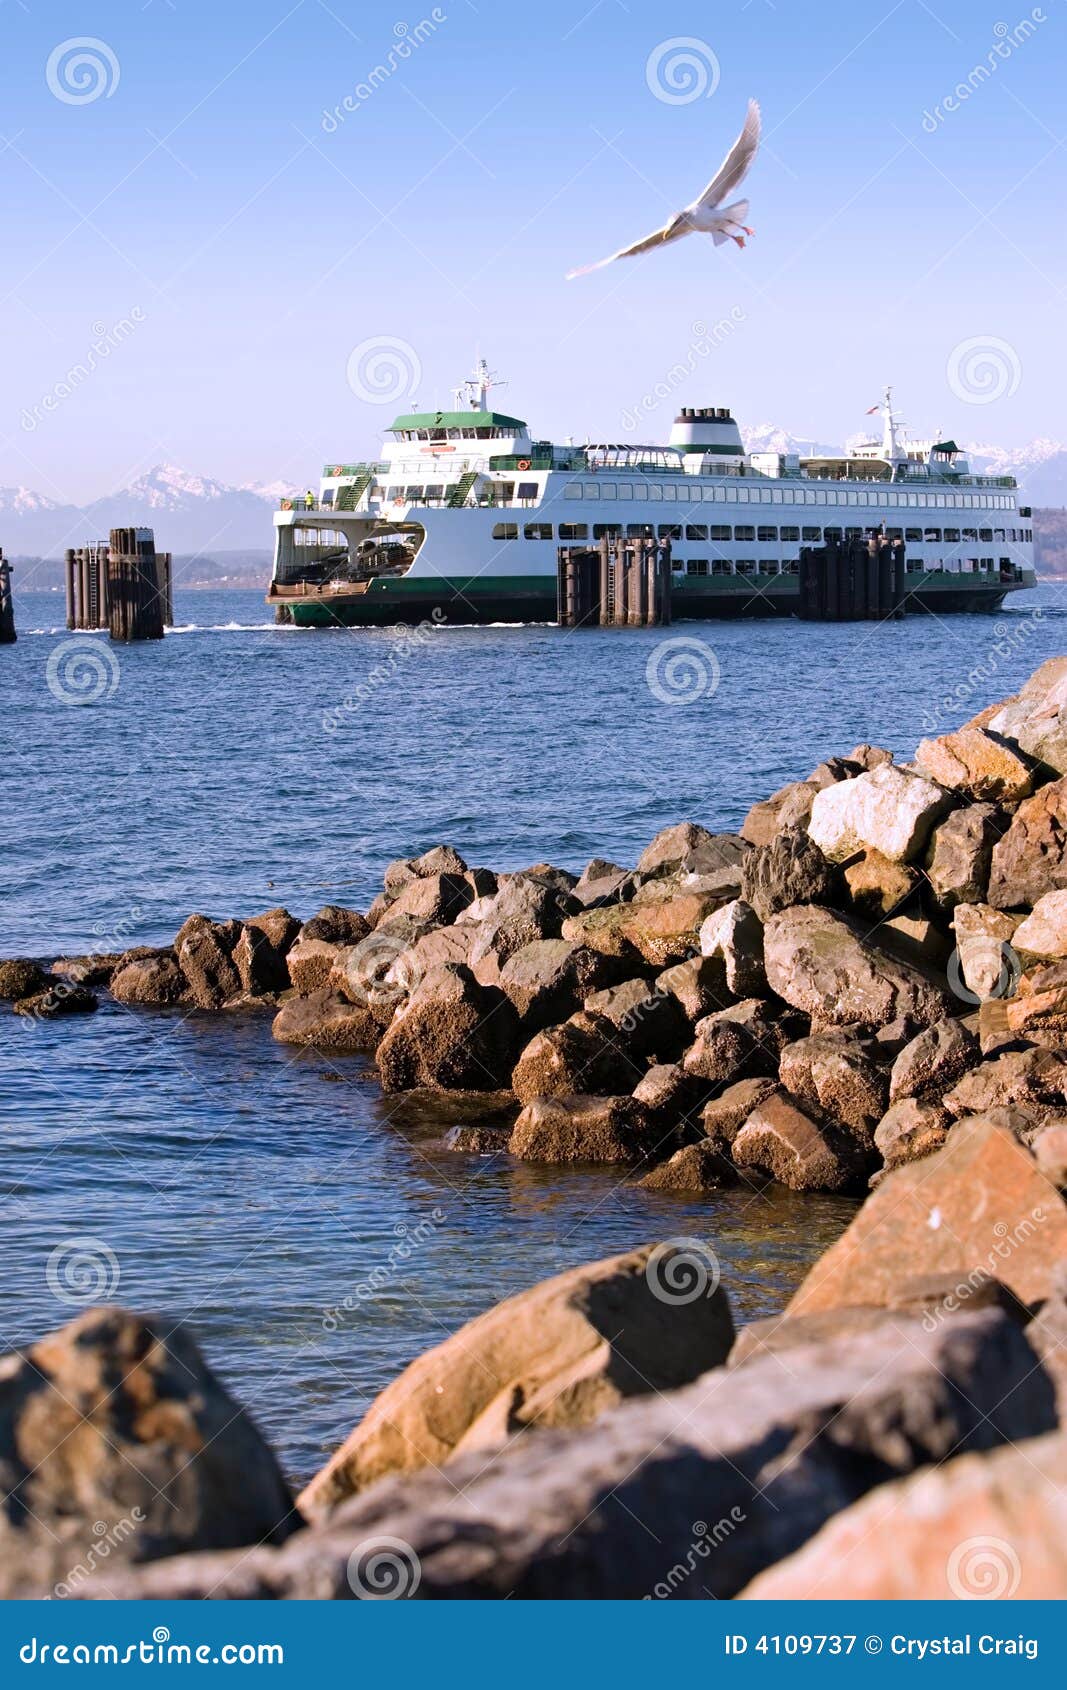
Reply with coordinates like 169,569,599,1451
274,569,1031,628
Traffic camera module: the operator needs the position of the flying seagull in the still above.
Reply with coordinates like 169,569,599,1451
566,98,761,279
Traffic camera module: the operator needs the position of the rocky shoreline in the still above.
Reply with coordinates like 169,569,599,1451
4,655,1067,1596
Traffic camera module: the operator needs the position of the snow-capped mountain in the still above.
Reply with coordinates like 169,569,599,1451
0,465,300,557
742,422,841,459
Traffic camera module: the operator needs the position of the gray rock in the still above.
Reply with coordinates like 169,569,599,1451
888,1018,979,1103
732,1090,868,1193
509,1094,657,1164
740,828,840,922
375,964,520,1092
511,1011,642,1104
925,803,998,910
763,903,953,1030
873,1096,953,1172
778,1029,888,1140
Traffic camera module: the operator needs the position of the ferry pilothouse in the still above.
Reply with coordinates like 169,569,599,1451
268,361,1036,626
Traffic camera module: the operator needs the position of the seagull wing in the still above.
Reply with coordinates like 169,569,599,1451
565,219,688,279
692,98,761,212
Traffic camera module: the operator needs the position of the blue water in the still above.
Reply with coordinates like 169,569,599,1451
2,581,1062,1484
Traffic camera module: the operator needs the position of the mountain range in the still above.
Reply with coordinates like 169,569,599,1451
2,433,1066,568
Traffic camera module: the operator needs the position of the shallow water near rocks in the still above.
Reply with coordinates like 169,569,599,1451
3,582,1063,1484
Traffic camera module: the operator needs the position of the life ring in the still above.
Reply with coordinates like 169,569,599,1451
517,458,531,471
393,497,405,507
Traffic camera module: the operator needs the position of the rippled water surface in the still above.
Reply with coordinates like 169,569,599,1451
2,581,1062,1483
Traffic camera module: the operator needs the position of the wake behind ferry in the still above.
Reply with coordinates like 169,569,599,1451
268,362,1035,627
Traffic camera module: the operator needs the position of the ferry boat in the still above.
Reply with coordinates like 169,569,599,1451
268,362,1036,626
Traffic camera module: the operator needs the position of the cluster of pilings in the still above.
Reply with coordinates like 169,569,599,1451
557,536,672,628
0,550,15,644
66,528,173,641
798,534,906,621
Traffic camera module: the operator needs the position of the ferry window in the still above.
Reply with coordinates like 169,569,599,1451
780,526,799,542
771,489,785,504
944,528,960,542
661,484,677,501
815,490,828,505
599,483,617,499
524,523,553,540
757,526,777,542
802,526,821,542
583,483,601,499
734,525,755,541
764,561,780,574
627,524,654,538
593,523,622,539
671,556,685,572
963,527,977,541
405,485,425,500
925,528,941,542
617,483,633,501
658,524,682,540
425,483,445,499
824,527,843,542
712,559,732,575
736,560,756,575
321,489,335,506
710,525,730,541
724,486,737,501
563,484,583,499
701,485,722,501
687,558,709,576
979,528,993,542
559,523,588,540
994,529,1005,541
492,523,518,540
386,487,402,500
905,528,922,543
685,524,707,541
783,559,800,574
736,487,750,503
476,427,492,438
517,481,539,500
632,483,649,500
648,484,663,501
887,528,903,540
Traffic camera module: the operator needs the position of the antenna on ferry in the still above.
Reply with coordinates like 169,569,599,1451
453,356,507,413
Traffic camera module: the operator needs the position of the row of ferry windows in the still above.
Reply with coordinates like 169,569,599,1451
375,482,1018,511
491,521,1032,544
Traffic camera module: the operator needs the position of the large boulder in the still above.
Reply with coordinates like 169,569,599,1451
873,1096,953,1171
0,1306,298,1596
640,1141,734,1191
941,1046,1067,1128
636,824,746,882
464,875,578,968
732,1090,868,1193
299,905,372,944
508,1094,657,1164
385,872,473,926
788,1114,1067,1315
739,827,840,922
97,1308,1054,1600
654,956,731,1026
511,1012,642,1103
375,964,520,1092
741,1432,1067,1600
700,1076,779,1152
13,982,97,1020
109,950,187,1006
500,939,625,1034
888,1017,979,1103
175,914,241,1008
271,990,384,1050
631,1063,709,1136
985,654,1067,774
586,976,689,1061
682,999,789,1087
842,849,917,920
763,904,952,1029
808,763,952,864
286,936,345,995
988,774,1067,908
233,916,295,996
0,958,52,1000
617,879,730,968
950,901,1021,1001
1014,889,1067,960
778,1029,888,1140
299,1244,735,1515
914,727,1035,803
924,802,998,909
698,899,765,996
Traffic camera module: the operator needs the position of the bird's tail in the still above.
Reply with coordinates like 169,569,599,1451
720,198,749,225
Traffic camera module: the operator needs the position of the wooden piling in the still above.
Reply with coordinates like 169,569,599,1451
0,552,15,644
107,527,165,642
558,537,671,628
799,533,907,621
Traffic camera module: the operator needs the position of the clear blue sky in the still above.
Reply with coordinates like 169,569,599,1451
1,0,1064,503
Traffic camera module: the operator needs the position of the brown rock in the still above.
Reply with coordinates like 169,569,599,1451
925,802,998,910
271,990,383,1050
386,872,473,925
375,964,520,1093
914,726,1035,803
682,998,788,1087
733,1090,868,1193
233,923,290,996
631,1063,709,1136
501,939,626,1034
50,953,124,986
739,827,840,922
13,982,98,1019
788,1113,1067,1315
617,879,728,968
873,1096,952,1171
286,936,344,995
442,1125,509,1154
586,976,689,1060
654,956,731,1025
467,875,578,967
110,952,187,1006
741,1433,1067,1600
639,1141,734,1191
986,653,1067,774
299,1244,735,1516
508,1094,657,1165
300,905,372,944
988,774,1067,909
888,1017,979,1103
700,1077,779,1151
1014,889,1067,959
950,901,1021,1002
698,899,766,995
843,849,916,919
0,1306,298,1595
246,907,301,953
942,1045,1067,1126
1032,1122,1067,1188
764,904,952,1029
0,958,53,999
511,1011,641,1104
779,1029,888,1139
982,962,1067,1050
175,914,241,1008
